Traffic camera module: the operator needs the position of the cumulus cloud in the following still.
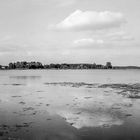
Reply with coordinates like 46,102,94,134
73,30,134,49
106,31,134,41
51,10,126,31
74,38,104,46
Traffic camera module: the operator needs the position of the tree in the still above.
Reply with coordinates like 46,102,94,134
9,63,15,69
106,62,112,69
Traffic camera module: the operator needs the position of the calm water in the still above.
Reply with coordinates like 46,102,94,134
0,70,140,140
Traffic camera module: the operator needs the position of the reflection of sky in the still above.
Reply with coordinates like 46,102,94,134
9,76,41,80
57,108,124,129
0,72,140,139
8,76,42,86
0,79,134,131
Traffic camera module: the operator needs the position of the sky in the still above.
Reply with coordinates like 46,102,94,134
0,0,140,66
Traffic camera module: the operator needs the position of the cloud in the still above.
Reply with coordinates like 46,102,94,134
73,31,134,48
0,43,28,53
0,34,16,43
56,0,77,7
74,38,104,46
51,10,126,31
106,31,134,41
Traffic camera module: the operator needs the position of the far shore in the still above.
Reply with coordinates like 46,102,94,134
1,67,140,70
1,61,140,70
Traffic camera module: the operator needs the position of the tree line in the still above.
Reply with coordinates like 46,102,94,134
2,61,112,69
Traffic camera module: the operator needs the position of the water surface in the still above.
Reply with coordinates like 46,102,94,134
0,70,140,140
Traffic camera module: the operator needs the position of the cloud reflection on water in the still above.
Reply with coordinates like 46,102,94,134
58,108,124,129
10,76,41,80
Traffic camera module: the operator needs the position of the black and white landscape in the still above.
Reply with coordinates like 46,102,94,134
0,0,140,140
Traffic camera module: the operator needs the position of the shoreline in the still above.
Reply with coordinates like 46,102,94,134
1,68,140,70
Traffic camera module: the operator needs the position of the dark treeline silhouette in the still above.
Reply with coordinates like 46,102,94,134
8,61,44,69
2,61,113,69
44,62,112,69
1,61,140,70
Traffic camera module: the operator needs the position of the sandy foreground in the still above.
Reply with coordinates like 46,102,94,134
0,82,140,140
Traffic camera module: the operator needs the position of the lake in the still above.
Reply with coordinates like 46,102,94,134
0,70,140,140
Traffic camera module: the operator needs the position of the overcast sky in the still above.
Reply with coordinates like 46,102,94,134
0,0,140,65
